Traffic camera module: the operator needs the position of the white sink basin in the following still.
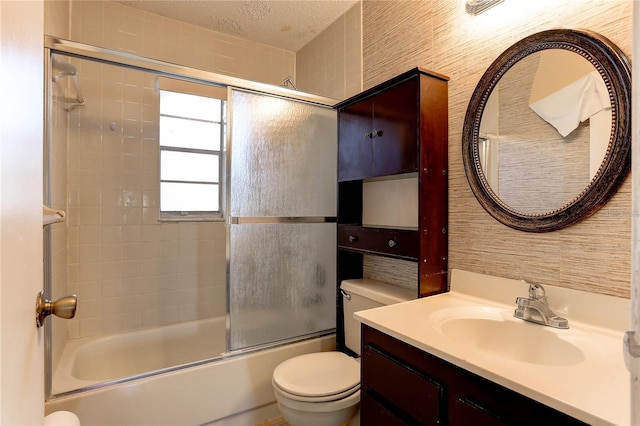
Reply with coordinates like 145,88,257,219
430,307,585,366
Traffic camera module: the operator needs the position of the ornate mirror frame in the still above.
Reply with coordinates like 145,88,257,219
462,29,631,232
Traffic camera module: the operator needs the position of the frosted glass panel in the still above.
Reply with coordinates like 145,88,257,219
228,89,337,351
229,223,336,350
230,90,337,217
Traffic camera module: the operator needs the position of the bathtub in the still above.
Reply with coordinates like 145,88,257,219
52,317,228,393
46,318,336,425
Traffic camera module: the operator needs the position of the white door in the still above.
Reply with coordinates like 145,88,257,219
0,1,45,424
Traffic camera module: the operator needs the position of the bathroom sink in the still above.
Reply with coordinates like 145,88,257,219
430,307,585,366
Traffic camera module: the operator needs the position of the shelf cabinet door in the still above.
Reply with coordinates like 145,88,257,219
338,77,419,181
338,97,375,181
370,76,419,177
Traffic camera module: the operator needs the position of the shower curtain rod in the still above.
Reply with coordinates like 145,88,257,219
44,36,338,107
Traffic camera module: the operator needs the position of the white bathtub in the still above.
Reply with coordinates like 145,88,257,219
46,317,335,425
53,317,228,393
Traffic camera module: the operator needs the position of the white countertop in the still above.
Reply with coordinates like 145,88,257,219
354,269,630,425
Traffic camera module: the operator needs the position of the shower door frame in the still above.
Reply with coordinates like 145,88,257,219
43,36,338,398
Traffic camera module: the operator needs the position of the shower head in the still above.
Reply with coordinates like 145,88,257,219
282,76,298,91
51,55,85,111
52,55,78,82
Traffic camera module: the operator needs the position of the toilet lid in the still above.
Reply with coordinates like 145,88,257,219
273,352,360,398
273,377,359,402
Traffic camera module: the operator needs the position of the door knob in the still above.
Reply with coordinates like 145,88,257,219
36,291,77,327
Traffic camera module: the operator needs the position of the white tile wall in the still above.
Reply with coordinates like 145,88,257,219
296,3,362,100
65,0,295,87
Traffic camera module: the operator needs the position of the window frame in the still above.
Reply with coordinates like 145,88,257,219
158,88,226,222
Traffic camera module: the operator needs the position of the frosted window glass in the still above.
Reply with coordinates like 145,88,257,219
160,116,221,151
161,151,218,182
160,91,221,121
229,90,337,217
229,223,336,350
160,182,218,211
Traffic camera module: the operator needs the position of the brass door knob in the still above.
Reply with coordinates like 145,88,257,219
36,291,77,327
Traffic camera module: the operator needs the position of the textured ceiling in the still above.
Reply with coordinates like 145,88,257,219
117,0,359,52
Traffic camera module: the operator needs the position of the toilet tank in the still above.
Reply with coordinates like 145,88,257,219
341,279,415,355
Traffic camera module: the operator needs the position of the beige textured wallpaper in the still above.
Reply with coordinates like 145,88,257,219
362,0,632,298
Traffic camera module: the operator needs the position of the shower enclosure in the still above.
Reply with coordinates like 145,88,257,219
44,37,337,398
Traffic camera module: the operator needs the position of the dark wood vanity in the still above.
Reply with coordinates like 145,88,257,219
361,325,588,425
335,67,449,300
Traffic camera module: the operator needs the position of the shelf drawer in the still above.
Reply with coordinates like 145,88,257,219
361,344,444,425
337,225,418,260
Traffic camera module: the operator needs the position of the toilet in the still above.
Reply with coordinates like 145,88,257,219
272,279,414,426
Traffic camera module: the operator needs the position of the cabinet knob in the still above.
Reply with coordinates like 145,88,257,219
364,130,383,139
388,239,397,248
348,235,358,243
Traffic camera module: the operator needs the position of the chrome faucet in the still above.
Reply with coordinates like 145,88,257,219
514,282,569,329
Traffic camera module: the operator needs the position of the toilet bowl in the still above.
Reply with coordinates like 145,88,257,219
272,279,414,426
273,352,360,426
44,411,80,425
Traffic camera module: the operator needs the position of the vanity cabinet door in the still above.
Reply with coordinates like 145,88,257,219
360,392,413,426
451,398,508,426
361,325,589,426
338,77,418,181
361,344,444,424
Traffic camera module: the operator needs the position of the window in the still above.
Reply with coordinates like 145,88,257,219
159,89,226,220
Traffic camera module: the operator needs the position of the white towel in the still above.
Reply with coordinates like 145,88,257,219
529,70,610,137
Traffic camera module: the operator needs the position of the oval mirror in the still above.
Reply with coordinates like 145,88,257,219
462,29,631,232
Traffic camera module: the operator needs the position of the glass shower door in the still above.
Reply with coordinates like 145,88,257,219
46,52,230,396
228,89,337,351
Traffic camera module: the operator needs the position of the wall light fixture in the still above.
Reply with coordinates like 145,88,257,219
465,0,504,15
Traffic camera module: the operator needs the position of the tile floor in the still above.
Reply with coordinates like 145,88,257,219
255,415,289,426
